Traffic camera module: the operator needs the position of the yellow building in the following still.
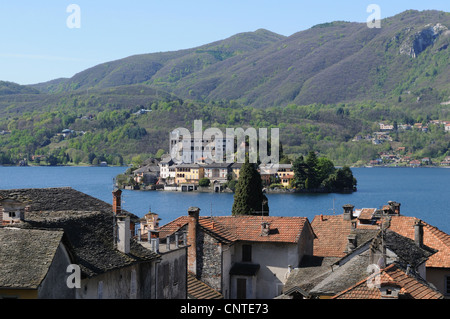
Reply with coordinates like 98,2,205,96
175,164,205,184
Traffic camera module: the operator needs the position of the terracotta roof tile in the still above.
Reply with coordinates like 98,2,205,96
187,272,223,299
212,216,309,243
332,264,443,299
389,216,450,268
159,215,310,244
357,208,377,221
311,215,379,257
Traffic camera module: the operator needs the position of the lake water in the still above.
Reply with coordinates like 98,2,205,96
0,166,449,234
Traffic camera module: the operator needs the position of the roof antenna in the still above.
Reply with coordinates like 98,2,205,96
328,198,336,215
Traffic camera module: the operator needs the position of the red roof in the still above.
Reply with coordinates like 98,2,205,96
389,216,450,268
311,215,378,257
332,263,443,299
159,215,311,244
311,213,450,268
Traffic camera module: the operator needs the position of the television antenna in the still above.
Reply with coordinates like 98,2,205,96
329,198,336,215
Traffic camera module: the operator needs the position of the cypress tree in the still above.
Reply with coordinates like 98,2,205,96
232,158,269,216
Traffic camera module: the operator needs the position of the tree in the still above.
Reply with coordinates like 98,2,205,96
304,151,320,189
198,177,210,187
317,157,336,185
47,155,58,166
232,158,269,216
292,155,307,189
292,151,357,192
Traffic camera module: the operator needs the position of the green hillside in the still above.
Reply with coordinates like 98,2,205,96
31,10,450,108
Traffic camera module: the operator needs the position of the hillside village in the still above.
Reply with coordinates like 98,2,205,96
354,119,450,167
1,187,449,299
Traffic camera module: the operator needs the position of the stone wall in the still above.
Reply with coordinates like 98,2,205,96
196,230,223,292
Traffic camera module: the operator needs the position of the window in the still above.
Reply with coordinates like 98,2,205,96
237,278,247,299
242,244,252,262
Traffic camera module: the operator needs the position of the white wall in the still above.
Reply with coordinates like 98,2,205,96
231,242,299,299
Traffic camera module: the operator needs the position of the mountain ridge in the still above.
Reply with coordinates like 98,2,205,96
27,10,450,108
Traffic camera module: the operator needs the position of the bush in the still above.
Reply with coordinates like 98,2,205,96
198,177,210,187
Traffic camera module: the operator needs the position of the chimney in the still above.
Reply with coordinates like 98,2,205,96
346,232,357,253
22,205,31,221
117,215,130,254
414,219,424,247
187,207,200,274
388,201,401,215
261,221,270,236
112,189,122,215
343,204,354,221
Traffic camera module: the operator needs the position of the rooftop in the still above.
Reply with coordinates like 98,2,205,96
159,215,312,244
0,187,160,278
0,227,68,289
332,263,443,299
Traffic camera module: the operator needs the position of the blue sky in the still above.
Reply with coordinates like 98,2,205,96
1,1,449,85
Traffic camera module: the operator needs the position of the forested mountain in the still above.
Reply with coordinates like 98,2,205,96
0,10,449,166
30,10,450,108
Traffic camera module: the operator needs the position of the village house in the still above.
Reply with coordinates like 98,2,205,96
280,202,450,299
203,162,233,184
409,159,422,167
158,207,316,299
0,187,187,299
159,156,175,181
174,163,204,185
379,123,394,131
133,164,160,185
441,156,450,166
445,123,450,132
259,163,294,187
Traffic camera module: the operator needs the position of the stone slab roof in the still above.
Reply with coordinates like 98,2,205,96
0,188,159,278
0,187,120,216
389,216,450,268
282,256,340,297
0,227,66,289
22,210,159,278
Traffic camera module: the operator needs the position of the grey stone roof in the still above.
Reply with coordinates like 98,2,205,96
134,165,160,174
309,251,372,296
283,256,340,297
374,229,436,269
0,187,116,215
0,227,66,289
0,188,160,278
203,163,232,169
